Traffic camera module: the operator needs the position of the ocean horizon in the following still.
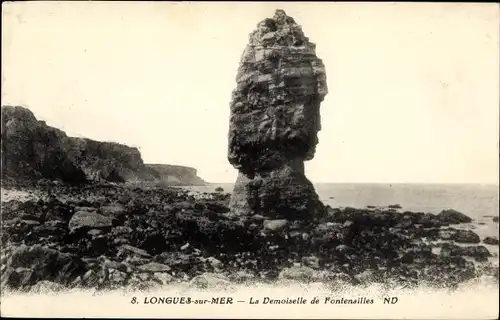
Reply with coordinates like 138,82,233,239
186,182,500,218
183,182,499,253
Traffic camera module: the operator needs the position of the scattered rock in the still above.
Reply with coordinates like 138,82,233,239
437,209,472,224
230,270,256,282
81,270,100,287
439,228,480,244
88,229,103,237
122,256,149,267
451,229,481,244
152,272,175,285
75,206,97,212
302,256,320,269
483,237,499,245
279,266,315,281
440,243,491,262
129,279,161,291
2,245,85,289
205,257,223,270
106,269,128,288
118,245,151,259
190,273,231,289
138,262,171,273
99,203,126,217
263,219,289,232
388,204,402,209
354,270,378,284
68,211,114,233
30,280,65,293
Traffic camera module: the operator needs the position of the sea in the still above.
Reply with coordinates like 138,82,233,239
185,183,499,218
183,183,500,252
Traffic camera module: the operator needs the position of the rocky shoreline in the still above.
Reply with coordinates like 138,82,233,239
1,180,498,294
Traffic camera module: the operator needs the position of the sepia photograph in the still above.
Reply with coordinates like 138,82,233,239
1,1,499,318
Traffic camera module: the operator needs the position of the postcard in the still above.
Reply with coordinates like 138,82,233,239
1,1,499,319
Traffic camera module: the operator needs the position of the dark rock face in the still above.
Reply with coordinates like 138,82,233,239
1,106,87,183
1,106,148,183
67,137,147,183
227,10,328,220
1,105,207,185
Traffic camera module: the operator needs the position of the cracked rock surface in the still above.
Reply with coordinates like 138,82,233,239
228,10,328,220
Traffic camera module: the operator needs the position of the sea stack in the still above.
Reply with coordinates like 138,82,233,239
227,9,328,221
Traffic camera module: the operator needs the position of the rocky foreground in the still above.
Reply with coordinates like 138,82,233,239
1,181,498,294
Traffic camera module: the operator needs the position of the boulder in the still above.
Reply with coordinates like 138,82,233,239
29,280,65,293
452,229,481,244
440,243,491,262
138,262,171,273
279,265,315,281
99,203,126,217
118,244,152,259
263,219,289,232
190,272,231,289
483,237,499,245
437,209,472,224
1,245,85,289
68,211,114,233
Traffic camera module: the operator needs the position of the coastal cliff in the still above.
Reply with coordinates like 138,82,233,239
228,10,327,220
1,105,207,185
146,164,207,186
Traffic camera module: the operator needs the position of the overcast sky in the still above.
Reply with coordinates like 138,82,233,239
2,2,499,184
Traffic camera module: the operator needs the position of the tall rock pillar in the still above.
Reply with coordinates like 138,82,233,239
228,9,328,221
